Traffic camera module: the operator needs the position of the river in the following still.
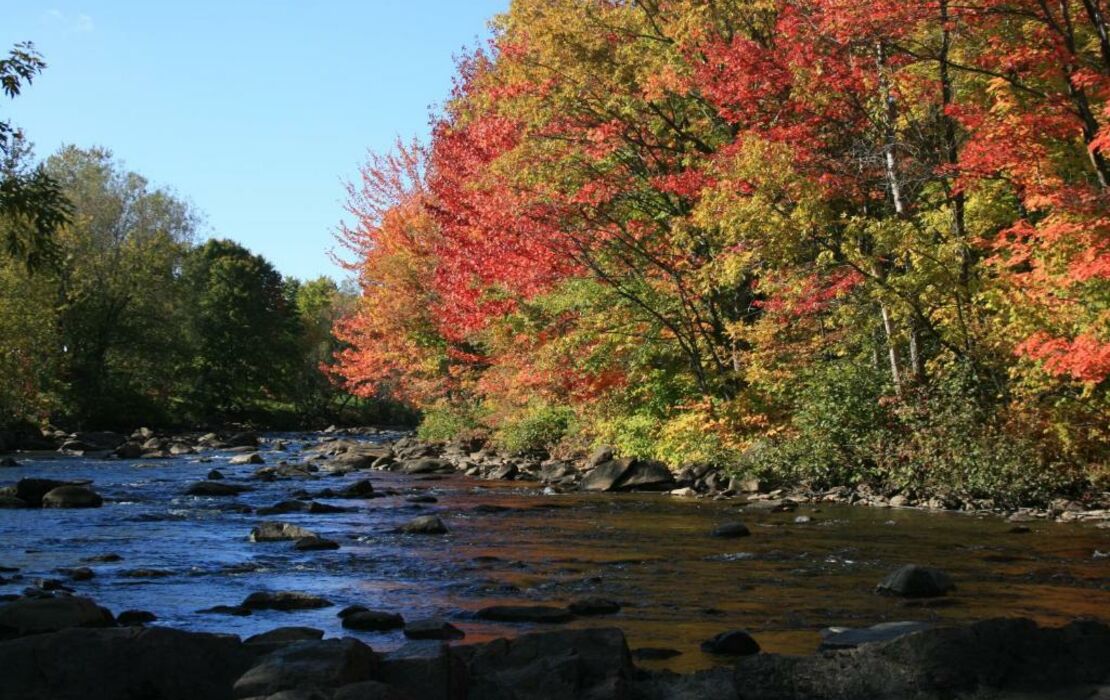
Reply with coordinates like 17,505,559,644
1,432,1107,672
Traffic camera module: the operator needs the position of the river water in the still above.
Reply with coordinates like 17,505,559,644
1,432,1107,671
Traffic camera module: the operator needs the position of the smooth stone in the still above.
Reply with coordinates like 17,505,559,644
395,515,447,535
711,522,751,538
250,522,317,542
568,598,621,616
242,591,333,611
0,596,115,636
341,610,404,631
876,565,955,598
294,536,340,551
403,618,465,640
233,638,378,698
245,626,325,646
819,621,932,650
185,481,251,497
229,453,264,465
701,629,760,656
42,485,103,509
117,610,157,626
475,605,573,624
197,605,252,616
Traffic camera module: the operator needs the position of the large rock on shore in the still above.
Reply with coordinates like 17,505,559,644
580,458,675,492
733,617,1110,700
0,596,115,637
233,638,379,698
0,626,254,700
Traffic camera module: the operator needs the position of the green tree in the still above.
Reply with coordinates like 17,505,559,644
180,239,298,421
0,43,69,270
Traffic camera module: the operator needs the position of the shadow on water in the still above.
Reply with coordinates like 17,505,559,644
1,433,1107,672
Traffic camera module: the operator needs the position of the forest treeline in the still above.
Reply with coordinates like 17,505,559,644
335,0,1109,505
0,45,408,432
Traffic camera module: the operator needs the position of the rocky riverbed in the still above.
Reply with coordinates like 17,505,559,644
1,427,1109,697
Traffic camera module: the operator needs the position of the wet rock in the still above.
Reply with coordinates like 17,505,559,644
617,460,675,491
56,567,94,581
669,487,698,497
117,610,157,626
401,458,452,475
585,445,614,469
250,522,317,542
234,638,378,698
42,485,103,508
404,618,465,640
405,494,438,504
568,598,621,616
197,604,252,616
487,463,518,480
14,478,69,507
294,536,340,551
0,625,254,700
229,452,264,465
242,591,333,611
475,605,573,624
794,515,812,524
700,629,760,656
0,596,115,637
0,495,28,508
342,610,404,631
245,626,325,650
379,639,468,699
819,621,931,650
207,469,225,480
580,458,634,492
119,568,173,578
83,553,121,563
186,481,251,497
876,565,955,598
464,626,631,699
710,522,751,538
0,457,20,467
338,479,375,498
735,618,1110,700
395,515,448,535
632,647,682,661
226,431,260,448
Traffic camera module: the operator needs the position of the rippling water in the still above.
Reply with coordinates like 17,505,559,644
1,432,1108,671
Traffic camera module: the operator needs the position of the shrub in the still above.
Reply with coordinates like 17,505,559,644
493,403,577,455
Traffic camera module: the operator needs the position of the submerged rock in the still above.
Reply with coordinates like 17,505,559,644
293,536,340,551
475,605,573,624
568,598,621,616
185,481,251,497
819,621,931,650
876,565,955,598
241,591,333,611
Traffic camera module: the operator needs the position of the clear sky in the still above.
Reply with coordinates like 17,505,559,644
1,1,507,280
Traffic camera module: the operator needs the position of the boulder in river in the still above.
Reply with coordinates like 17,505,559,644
337,479,375,498
42,485,103,509
403,618,465,640
229,452,263,465
250,521,317,542
206,469,225,480
293,536,340,551
580,457,674,492
241,591,333,611
342,610,404,631
711,521,751,538
0,456,20,467
185,481,251,497
116,610,157,626
475,605,573,624
0,596,115,637
701,629,761,656
233,638,378,698
401,458,452,475
15,478,69,507
245,626,324,650
876,565,955,598
395,515,448,535
568,598,621,616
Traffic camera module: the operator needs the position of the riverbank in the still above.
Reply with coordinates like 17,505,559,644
0,595,1107,699
3,424,1109,523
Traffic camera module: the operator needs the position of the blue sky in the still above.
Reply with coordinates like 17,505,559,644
1,1,507,280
